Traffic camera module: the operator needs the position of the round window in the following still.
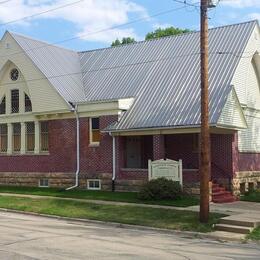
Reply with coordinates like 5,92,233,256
10,68,19,81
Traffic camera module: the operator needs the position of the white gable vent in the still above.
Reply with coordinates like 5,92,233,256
5,43,10,49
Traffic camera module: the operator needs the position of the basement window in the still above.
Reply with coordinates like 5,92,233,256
87,179,101,190
39,179,49,188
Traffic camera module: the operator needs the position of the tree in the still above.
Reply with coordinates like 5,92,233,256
145,27,190,40
111,37,136,47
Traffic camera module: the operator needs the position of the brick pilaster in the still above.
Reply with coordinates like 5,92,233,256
153,135,165,160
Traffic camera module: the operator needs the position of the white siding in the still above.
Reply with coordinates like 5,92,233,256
238,109,260,152
232,25,260,152
232,26,260,107
0,33,69,114
217,88,247,129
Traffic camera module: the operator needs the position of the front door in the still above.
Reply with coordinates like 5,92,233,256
126,137,141,168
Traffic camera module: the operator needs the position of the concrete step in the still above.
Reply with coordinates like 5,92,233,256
220,218,255,228
208,231,245,241
215,224,252,234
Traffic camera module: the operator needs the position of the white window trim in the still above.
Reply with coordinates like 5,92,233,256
89,118,100,146
39,178,49,188
87,179,101,190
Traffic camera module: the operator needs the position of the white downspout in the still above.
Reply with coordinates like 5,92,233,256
111,133,116,191
66,104,80,190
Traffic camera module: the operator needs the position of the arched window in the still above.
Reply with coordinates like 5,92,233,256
11,89,19,113
0,96,6,114
25,93,32,112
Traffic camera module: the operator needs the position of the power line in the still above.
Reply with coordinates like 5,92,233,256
0,0,85,27
0,6,187,60
0,49,254,88
0,0,13,4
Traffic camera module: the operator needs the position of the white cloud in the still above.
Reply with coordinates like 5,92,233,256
0,0,148,43
221,0,260,8
248,13,260,20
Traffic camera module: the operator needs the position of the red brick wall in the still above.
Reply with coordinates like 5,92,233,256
0,119,76,172
0,115,118,175
232,132,260,172
211,134,233,181
80,115,117,175
165,134,199,169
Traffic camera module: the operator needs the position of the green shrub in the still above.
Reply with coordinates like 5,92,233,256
138,178,182,200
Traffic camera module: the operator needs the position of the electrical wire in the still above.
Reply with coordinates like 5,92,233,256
0,0,85,27
0,6,187,60
0,0,12,4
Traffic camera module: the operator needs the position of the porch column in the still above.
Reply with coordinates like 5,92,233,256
20,122,26,154
7,123,12,154
153,135,165,160
34,121,40,153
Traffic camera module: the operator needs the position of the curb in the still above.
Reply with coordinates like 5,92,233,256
0,207,246,243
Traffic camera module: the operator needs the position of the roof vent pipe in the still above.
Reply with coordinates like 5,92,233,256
66,104,80,190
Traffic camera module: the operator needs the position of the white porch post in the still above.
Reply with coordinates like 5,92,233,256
20,122,26,154
6,90,11,114
19,91,25,113
7,123,12,154
34,121,40,153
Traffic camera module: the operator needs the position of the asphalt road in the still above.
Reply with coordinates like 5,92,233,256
0,211,259,260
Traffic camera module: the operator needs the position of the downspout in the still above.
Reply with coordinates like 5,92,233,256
110,133,116,192
66,104,80,190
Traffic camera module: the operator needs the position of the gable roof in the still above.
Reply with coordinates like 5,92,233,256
79,20,257,131
5,20,258,131
9,32,85,104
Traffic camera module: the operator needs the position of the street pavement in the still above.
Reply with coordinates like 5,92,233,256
0,211,259,259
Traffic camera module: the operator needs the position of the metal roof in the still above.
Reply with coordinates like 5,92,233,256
79,20,257,131
8,20,258,131
10,32,85,104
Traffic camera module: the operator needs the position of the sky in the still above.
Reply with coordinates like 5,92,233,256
0,0,259,51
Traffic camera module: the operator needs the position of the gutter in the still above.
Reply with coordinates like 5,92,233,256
66,104,80,190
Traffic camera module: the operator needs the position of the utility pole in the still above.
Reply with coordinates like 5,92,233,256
199,0,210,223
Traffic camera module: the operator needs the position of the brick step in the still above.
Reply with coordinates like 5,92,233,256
212,191,231,197
212,196,236,203
220,218,256,228
215,224,252,234
212,187,226,193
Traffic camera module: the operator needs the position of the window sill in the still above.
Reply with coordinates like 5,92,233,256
89,143,100,148
121,168,148,172
0,152,50,156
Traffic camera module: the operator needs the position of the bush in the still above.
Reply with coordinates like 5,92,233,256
138,178,182,200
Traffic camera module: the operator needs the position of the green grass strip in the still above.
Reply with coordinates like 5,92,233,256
0,195,222,233
0,186,199,207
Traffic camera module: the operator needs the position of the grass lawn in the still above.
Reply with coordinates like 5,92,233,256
247,227,260,241
0,186,199,207
241,190,260,203
0,195,222,233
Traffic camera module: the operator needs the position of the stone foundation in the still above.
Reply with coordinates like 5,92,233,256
0,172,113,191
232,171,260,195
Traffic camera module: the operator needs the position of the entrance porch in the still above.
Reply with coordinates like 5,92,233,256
114,133,235,192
